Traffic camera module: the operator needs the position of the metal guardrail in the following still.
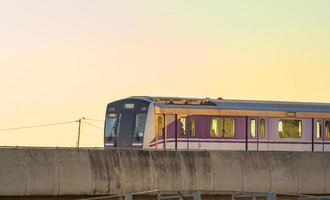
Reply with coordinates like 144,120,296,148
233,192,276,200
158,191,201,200
299,195,330,200
76,190,201,200
76,190,278,200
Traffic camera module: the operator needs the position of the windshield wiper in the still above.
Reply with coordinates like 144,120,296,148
112,115,121,147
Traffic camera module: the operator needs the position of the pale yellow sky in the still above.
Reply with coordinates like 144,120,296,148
1,0,330,147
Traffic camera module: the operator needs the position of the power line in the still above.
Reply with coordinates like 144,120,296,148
83,121,103,130
0,120,78,132
84,118,104,122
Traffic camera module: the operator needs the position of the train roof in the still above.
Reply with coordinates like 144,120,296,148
129,96,330,113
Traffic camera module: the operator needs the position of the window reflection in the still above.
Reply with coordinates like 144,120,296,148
259,119,266,138
190,118,196,137
210,117,235,138
278,119,302,138
250,119,256,138
210,118,219,137
316,121,322,139
180,117,186,135
326,121,330,140
155,115,164,139
134,113,147,138
105,113,120,138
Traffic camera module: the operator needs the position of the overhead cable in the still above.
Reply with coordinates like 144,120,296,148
84,118,104,122
83,121,103,130
0,120,78,132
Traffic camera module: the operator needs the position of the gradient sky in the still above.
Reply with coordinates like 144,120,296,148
1,0,330,147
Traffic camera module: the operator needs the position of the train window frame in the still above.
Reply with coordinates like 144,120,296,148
210,118,220,137
278,119,302,139
134,113,147,138
105,113,119,138
316,121,322,139
190,117,196,137
326,121,330,140
155,115,164,139
210,117,235,138
250,119,256,138
259,119,266,138
179,116,187,136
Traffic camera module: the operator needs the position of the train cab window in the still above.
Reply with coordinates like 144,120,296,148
180,117,187,135
259,119,266,138
316,121,322,139
105,113,119,137
134,113,147,138
155,115,164,139
210,117,235,138
190,118,196,137
250,119,256,138
326,121,330,140
278,120,302,138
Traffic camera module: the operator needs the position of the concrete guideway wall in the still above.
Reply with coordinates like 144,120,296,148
0,148,329,196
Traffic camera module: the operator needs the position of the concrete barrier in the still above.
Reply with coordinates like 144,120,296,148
0,148,329,196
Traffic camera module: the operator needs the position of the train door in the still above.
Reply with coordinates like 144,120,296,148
179,116,196,150
314,119,324,152
165,114,176,149
247,117,258,150
116,112,135,148
155,114,165,149
188,116,197,150
178,115,188,149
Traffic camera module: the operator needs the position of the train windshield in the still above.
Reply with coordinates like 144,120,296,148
134,113,147,138
105,113,120,137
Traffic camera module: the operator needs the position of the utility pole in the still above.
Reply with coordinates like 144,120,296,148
76,117,85,147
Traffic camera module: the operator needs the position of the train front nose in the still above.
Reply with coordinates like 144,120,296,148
104,100,148,148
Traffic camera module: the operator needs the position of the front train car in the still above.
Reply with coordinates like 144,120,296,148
104,96,330,151
104,97,152,148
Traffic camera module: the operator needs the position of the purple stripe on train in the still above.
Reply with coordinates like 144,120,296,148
148,139,330,147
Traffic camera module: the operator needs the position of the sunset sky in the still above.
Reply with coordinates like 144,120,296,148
1,0,330,147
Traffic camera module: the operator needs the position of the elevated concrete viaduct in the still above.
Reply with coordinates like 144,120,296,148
0,148,329,198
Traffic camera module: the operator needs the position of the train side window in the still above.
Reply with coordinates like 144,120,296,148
259,119,266,138
190,117,196,137
155,115,164,139
222,118,235,138
299,121,302,137
210,117,235,138
278,119,302,138
326,121,330,140
316,121,322,139
250,119,256,138
180,117,186,135
210,118,220,137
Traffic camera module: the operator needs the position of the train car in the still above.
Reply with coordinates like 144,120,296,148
104,96,330,151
